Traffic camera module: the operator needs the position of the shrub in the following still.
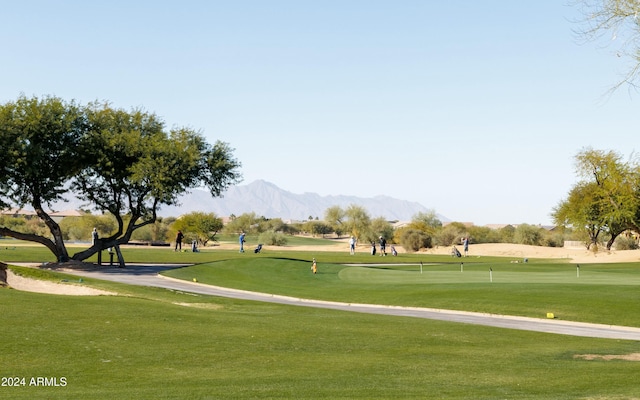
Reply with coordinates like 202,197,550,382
467,226,500,244
513,224,543,246
541,232,565,248
614,236,639,250
399,229,432,252
258,231,288,246
435,224,464,246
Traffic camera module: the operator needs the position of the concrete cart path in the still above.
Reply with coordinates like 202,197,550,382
61,264,640,341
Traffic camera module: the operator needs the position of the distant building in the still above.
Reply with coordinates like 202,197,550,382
1,208,86,223
0,208,36,217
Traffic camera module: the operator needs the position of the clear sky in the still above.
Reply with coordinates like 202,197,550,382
3,1,639,225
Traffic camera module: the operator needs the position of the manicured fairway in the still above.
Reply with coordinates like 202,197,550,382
163,258,640,327
1,276,640,400
3,244,640,398
339,263,640,285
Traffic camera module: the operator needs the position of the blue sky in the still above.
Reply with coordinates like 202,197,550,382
3,1,639,225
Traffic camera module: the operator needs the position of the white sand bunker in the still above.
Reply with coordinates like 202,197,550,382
5,269,115,296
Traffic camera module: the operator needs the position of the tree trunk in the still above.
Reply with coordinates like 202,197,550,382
72,239,128,267
606,230,623,250
606,236,616,250
33,200,70,262
114,245,125,268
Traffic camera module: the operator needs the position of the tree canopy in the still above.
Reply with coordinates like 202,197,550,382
553,148,640,249
0,95,242,265
172,212,224,247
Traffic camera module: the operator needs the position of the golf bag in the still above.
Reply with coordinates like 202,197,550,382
254,244,263,253
391,246,397,256
452,247,462,258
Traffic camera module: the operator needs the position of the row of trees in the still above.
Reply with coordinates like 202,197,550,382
2,205,571,253
318,206,568,251
0,95,241,266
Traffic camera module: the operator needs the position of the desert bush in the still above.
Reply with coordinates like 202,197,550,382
435,223,466,246
513,224,543,246
0,216,27,233
467,226,500,244
498,225,515,243
399,229,432,252
59,214,117,241
614,236,639,250
305,221,333,238
258,230,288,246
541,232,565,247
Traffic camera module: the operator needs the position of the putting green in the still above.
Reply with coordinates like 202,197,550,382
338,264,640,285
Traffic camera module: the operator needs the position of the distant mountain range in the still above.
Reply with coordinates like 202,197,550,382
156,180,445,222
48,180,444,222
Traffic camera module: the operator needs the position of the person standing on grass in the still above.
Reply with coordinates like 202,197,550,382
379,236,387,256
239,231,246,253
463,237,469,257
92,228,99,246
349,236,356,255
175,230,184,252
311,258,317,274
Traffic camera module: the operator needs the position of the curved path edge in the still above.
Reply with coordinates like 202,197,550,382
42,264,640,341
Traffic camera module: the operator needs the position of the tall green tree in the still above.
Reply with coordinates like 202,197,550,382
0,95,242,264
370,217,394,243
74,103,241,265
224,212,261,235
409,210,442,235
393,210,441,250
324,205,346,236
553,182,605,249
344,204,372,241
553,148,640,249
172,212,223,246
0,95,87,260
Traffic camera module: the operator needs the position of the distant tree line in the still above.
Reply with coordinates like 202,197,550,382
0,206,575,253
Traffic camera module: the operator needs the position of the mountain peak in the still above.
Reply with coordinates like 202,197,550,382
156,180,441,221
49,180,442,221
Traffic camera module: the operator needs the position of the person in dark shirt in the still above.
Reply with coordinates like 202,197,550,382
175,230,184,251
379,236,387,256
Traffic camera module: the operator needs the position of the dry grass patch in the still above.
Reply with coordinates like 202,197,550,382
172,302,224,309
574,353,640,361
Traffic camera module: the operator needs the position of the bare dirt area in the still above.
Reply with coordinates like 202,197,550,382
424,243,640,264
5,269,115,296
1,261,115,296
275,239,640,264
574,353,640,361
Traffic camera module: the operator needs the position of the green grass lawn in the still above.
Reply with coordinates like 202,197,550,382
163,256,640,327
2,241,640,398
2,278,640,399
